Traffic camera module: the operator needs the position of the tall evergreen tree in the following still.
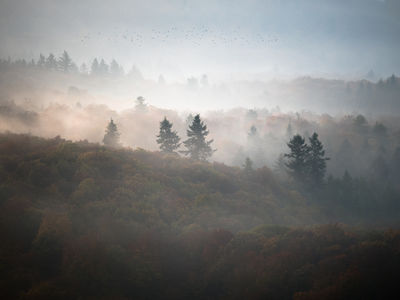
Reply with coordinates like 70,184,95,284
307,132,329,185
91,58,99,75
103,119,120,147
243,157,254,175
284,134,310,182
37,54,46,68
110,59,123,76
98,59,109,75
45,53,58,70
156,117,181,154
58,50,73,72
181,114,215,161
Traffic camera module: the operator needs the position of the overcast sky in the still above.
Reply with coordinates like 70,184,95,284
0,0,399,80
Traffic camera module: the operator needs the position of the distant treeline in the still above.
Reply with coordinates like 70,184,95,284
0,51,137,77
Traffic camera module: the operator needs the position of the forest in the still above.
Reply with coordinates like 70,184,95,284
2,0,400,298
1,52,400,299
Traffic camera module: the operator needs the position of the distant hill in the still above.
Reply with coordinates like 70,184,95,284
1,133,400,299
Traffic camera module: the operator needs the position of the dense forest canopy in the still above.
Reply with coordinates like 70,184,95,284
1,0,400,299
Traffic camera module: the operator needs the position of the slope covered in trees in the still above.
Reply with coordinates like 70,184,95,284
1,133,400,299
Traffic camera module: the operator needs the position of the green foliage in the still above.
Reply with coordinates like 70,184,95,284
285,134,310,182
285,133,329,187
0,133,399,299
307,133,329,186
103,118,120,148
156,117,181,153
243,157,253,175
181,114,215,161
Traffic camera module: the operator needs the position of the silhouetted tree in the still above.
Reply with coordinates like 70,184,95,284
307,132,329,186
135,96,147,111
45,53,58,70
286,122,293,140
181,114,215,161
91,58,99,75
156,117,181,154
37,54,46,68
284,134,310,182
243,157,253,175
103,119,120,147
110,59,123,76
58,50,73,72
98,59,109,75
248,125,258,138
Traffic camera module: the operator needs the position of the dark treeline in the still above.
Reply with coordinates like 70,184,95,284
0,51,127,77
0,133,400,299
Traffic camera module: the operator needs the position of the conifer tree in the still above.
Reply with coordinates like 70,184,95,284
45,53,58,70
98,59,109,75
284,134,310,182
243,157,254,175
91,58,99,75
156,117,181,154
103,119,120,147
181,114,215,161
110,59,123,76
37,54,46,68
58,50,73,72
307,132,329,185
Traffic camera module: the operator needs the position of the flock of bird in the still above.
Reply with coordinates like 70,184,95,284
80,25,279,49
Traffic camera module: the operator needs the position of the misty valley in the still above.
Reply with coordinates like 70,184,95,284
1,1,400,299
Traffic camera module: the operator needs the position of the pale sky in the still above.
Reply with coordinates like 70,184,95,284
0,0,399,80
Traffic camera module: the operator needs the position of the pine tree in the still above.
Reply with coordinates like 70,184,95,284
284,134,310,182
45,53,58,70
58,50,73,72
243,157,253,175
98,59,109,75
135,96,147,111
37,54,46,68
103,119,120,147
307,132,329,186
181,114,215,161
110,59,123,76
156,117,181,154
91,58,99,75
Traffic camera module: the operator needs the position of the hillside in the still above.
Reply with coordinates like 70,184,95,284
1,133,400,299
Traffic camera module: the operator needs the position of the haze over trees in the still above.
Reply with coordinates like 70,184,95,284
103,119,120,147
156,117,181,154
1,0,400,297
284,133,329,187
181,114,216,161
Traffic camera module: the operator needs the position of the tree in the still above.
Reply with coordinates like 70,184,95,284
58,50,73,72
37,54,46,68
110,59,123,76
156,117,181,154
135,96,147,111
243,157,253,175
91,58,99,75
103,119,120,147
248,125,258,138
307,132,329,186
45,53,58,70
181,114,215,161
98,59,109,75
285,122,293,140
284,134,310,182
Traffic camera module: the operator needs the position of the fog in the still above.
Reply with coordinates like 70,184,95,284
1,62,400,180
1,0,400,80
